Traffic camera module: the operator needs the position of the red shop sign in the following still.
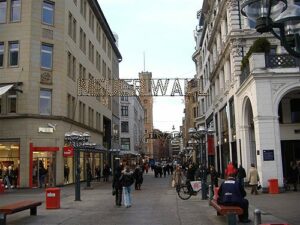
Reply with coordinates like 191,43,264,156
63,146,74,157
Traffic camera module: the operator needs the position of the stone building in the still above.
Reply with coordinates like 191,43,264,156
191,0,300,189
0,0,121,187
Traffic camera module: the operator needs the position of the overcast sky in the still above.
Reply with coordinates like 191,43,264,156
99,0,203,132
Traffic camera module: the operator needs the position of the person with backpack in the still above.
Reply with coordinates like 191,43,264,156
120,166,134,208
133,165,143,190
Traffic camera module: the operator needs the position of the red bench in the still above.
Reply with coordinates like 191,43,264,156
0,200,42,225
210,199,243,225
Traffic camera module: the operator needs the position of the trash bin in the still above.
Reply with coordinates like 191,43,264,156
0,180,4,193
268,179,279,194
46,188,60,209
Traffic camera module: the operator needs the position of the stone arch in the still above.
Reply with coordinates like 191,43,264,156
240,95,256,167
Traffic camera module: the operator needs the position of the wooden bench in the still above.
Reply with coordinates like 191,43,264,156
0,200,42,225
209,199,243,225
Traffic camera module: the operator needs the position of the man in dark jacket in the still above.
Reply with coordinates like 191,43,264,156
218,173,250,223
112,165,123,206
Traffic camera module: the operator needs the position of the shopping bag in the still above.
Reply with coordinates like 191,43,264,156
257,181,262,190
171,179,175,188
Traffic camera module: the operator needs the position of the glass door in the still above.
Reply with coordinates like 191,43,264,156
32,151,56,188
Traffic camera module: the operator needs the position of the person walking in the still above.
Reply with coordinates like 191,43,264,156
133,165,143,190
121,166,134,208
289,161,299,192
103,164,110,182
172,165,183,191
209,165,219,188
237,164,247,187
112,165,123,207
247,163,259,195
225,162,237,179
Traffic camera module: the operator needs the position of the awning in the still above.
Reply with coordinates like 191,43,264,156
0,84,14,96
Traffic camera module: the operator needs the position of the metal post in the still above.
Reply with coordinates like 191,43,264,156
254,209,261,225
75,147,81,201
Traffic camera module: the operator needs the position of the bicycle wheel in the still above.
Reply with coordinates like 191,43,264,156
177,185,192,200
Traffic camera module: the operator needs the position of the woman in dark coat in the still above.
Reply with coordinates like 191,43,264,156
112,165,123,206
133,166,143,190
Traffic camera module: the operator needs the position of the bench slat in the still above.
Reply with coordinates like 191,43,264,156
0,201,42,215
210,200,243,215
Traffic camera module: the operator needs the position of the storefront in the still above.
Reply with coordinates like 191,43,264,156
0,140,20,188
29,143,59,188
63,145,106,185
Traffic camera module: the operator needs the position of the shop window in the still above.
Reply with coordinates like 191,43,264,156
8,41,19,67
121,138,130,151
7,90,17,113
41,43,53,70
121,121,129,133
0,141,20,187
39,89,52,115
291,99,300,123
0,1,7,23
0,42,3,67
42,1,54,25
10,0,21,22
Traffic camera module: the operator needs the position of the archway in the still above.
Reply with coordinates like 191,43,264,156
242,97,256,166
276,89,300,181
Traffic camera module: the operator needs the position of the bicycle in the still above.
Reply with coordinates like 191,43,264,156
176,180,202,200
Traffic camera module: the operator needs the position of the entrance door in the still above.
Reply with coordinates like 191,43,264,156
32,152,56,188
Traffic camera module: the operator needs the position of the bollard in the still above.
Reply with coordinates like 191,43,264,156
254,209,262,225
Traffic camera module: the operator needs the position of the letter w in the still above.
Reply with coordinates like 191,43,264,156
151,79,169,96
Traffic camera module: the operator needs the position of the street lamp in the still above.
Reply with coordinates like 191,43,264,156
64,131,92,201
188,126,214,166
188,125,215,200
240,0,300,57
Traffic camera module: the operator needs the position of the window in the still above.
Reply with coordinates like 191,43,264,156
42,1,54,25
80,0,86,19
67,94,75,119
121,138,130,151
291,99,300,123
73,0,77,5
121,121,129,133
88,41,94,63
121,96,128,101
248,19,256,29
79,101,85,124
10,0,21,22
41,44,53,69
67,52,76,80
7,90,16,113
0,42,3,67
79,28,86,53
9,41,19,66
0,1,7,23
40,89,52,115
121,105,128,116
89,9,94,32
96,112,101,130
0,97,2,114
88,107,94,127
68,13,76,42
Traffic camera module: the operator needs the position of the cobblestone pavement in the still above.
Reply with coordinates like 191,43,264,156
0,172,299,225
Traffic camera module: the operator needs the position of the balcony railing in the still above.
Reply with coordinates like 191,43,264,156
240,53,299,85
265,54,299,68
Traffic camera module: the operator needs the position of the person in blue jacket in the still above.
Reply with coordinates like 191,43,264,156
217,173,250,223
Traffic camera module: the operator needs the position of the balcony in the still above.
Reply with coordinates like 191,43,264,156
240,53,300,85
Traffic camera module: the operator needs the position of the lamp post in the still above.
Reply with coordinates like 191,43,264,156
240,0,300,57
64,131,92,201
188,125,215,200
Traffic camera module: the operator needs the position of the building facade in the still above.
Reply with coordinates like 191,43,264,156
190,0,300,189
0,0,121,187
119,94,144,164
